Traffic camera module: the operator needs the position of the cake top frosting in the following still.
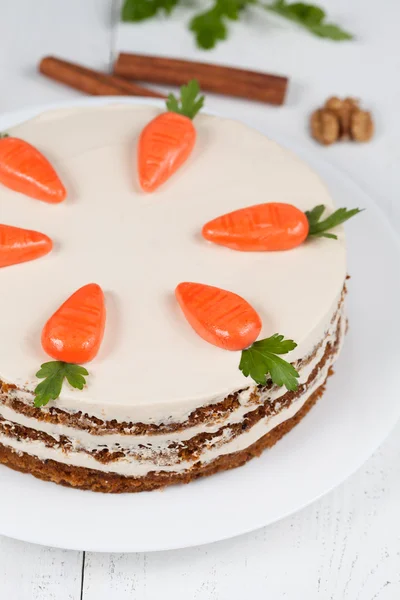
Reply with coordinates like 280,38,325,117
0,104,346,421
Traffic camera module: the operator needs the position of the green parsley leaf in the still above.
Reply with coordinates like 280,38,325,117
239,333,299,391
313,231,338,239
306,205,363,238
166,79,204,119
270,0,325,24
0,132,9,139
310,23,354,41
121,0,353,49
189,0,253,49
189,7,228,50
121,0,178,22
265,0,353,40
34,361,89,408
304,204,325,227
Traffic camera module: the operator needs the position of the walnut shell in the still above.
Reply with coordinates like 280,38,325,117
310,109,340,146
350,110,374,142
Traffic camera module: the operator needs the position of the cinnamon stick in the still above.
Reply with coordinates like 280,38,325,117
114,53,288,106
39,56,165,99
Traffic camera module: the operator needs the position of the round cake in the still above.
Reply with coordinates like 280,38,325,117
0,104,347,492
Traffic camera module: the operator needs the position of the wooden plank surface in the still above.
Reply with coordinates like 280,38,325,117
0,0,400,598
0,537,83,600
82,425,400,599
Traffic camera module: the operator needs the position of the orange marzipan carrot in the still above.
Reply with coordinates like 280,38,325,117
0,137,66,203
137,79,204,193
138,112,196,192
41,283,106,364
0,224,53,268
202,202,310,251
175,282,262,351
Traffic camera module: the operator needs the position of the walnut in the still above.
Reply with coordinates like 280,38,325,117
324,96,343,112
325,96,359,139
310,109,340,145
350,109,374,142
310,97,374,145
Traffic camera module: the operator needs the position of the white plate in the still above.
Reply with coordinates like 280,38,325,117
0,98,399,553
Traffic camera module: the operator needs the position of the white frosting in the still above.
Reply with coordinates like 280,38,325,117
0,105,346,423
0,324,344,476
0,300,342,447
0,305,346,476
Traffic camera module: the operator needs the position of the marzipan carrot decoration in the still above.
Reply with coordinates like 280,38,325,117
202,203,362,251
0,224,52,268
34,283,106,407
176,281,262,351
0,134,66,203
138,79,204,192
176,282,299,391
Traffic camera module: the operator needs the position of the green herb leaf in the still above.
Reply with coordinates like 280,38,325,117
310,23,354,40
121,0,178,22
304,204,325,227
189,7,228,50
239,333,299,391
34,361,89,408
121,0,353,49
265,0,353,40
166,79,204,119
312,232,338,239
165,94,179,114
189,0,253,49
306,205,363,238
0,132,9,139
270,1,325,24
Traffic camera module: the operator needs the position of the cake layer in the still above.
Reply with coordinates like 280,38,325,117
0,105,346,422
0,296,345,485
0,383,327,493
0,287,345,435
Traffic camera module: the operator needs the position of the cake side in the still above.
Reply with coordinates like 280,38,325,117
0,382,328,493
0,290,346,490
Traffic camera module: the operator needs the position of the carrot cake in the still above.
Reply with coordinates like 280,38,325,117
0,100,353,492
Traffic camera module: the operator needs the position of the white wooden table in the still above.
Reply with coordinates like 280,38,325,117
0,1,399,598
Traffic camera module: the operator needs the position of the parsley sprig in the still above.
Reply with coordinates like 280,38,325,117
166,79,204,120
34,361,89,408
121,0,353,49
266,1,353,41
239,334,299,391
189,0,251,50
306,204,362,240
121,0,178,21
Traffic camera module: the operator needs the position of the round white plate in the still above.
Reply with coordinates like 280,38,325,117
0,98,399,553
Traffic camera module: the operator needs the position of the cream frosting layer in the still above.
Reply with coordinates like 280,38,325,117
0,303,346,477
0,105,346,423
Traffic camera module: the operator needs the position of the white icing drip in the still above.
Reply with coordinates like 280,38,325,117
0,314,346,476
